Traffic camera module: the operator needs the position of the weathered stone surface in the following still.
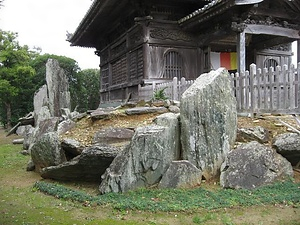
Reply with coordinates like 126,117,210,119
158,160,202,189
237,126,270,144
16,125,33,137
35,106,52,126
22,125,34,150
26,160,35,171
33,84,49,122
12,139,24,145
28,117,60,152
71,112,87,121
93,127,134,144
272,133,300,166
168,105,180,113
125,107,168,115
61,138,83,157
172,100,180,107
31,132,66,172
220,141,293,189
181,68,237,180
57,119,76,135
20,150,29,155
90,109,114,120
99,113,180,193
46,59,71,117
61,108,71,120
41,144,121,182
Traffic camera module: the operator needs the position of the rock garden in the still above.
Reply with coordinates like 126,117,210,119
11,59,299,194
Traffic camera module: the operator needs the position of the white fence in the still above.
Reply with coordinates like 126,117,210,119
232,63,300,115
138,63,300,115
138,77,195,101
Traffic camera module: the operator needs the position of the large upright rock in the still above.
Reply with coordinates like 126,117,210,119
220,141,293,189
46,59,71,117
33,84,49,123
181,68,237,180
99,113,180,193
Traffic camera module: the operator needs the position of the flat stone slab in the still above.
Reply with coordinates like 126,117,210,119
125,107,168,115
41,144,122,182
93,127,134,144
90,109,114,120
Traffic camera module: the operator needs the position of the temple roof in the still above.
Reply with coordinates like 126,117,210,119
69,0,214,48
69,0,300,49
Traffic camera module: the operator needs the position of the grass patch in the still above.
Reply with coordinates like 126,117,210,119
34,180,300,212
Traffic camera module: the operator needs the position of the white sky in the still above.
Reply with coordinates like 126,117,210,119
0,0,99,70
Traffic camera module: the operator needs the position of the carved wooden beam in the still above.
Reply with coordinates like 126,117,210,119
245,24,300,39
251,36,294,50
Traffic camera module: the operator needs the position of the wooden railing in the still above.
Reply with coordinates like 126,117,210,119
138,77,194,101
138,63,300,115
231,63,300,115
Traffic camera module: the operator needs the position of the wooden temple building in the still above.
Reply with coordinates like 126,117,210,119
69,0,300,104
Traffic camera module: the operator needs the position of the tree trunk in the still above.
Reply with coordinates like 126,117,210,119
5,101,12,129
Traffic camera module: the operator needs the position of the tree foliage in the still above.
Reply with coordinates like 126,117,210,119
0,30,36,128
74,69,100,112
0,29,100,128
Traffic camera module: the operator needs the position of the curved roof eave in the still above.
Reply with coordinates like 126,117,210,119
69,0,114,47
178,0,264,25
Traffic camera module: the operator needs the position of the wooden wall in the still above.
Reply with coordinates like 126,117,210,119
98,20,203,104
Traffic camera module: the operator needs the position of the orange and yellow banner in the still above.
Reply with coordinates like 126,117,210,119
211,52,237,70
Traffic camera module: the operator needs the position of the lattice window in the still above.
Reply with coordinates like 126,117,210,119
129,48,144,81
163,51,183,79
101,65,109,90
111,56,127,85
264,58,278,69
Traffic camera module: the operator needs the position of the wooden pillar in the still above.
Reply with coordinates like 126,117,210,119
297,40,300,64
237,30,246,73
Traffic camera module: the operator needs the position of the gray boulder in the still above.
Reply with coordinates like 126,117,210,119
26,159,35,171
168,105,180,114
41,144,121,182
158,160,202,189
22,125,34,150
57,119,76,135
61,138,83,158
99,113,180,193
16,125,33,137
220,141,293,190
93,127,134,144
181,68,237,180
237,126,270,144
30,132,67,172
28,117,60,152
272,133,300,167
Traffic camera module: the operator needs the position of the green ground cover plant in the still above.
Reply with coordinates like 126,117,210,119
34,180,300,212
